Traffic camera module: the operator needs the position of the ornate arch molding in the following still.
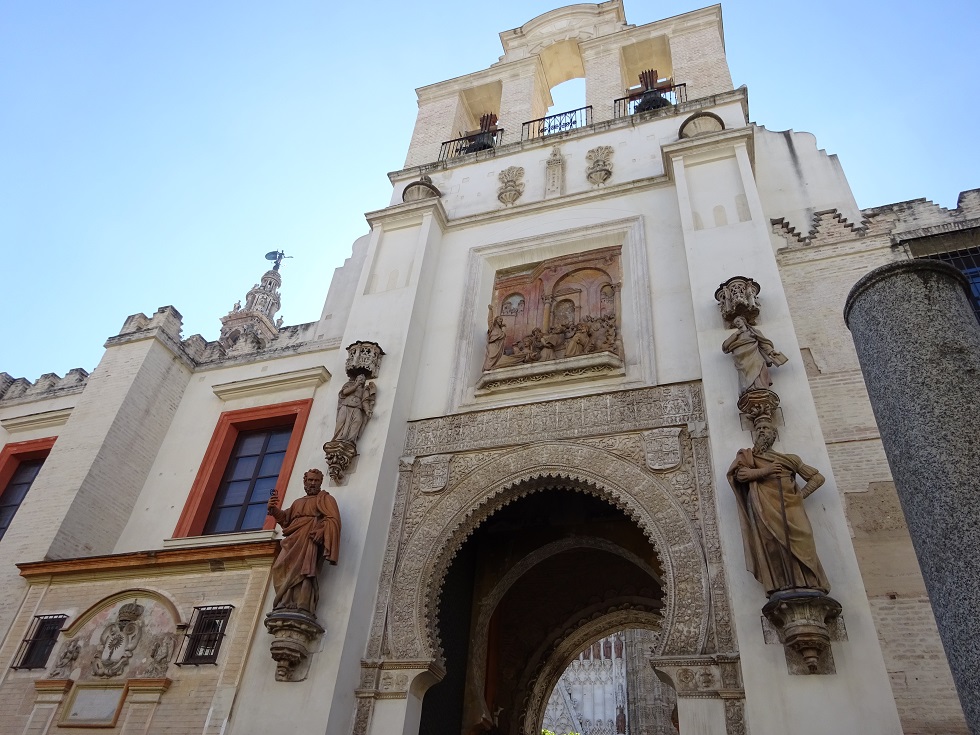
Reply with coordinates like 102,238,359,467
518,609,665,735
386,441,710,663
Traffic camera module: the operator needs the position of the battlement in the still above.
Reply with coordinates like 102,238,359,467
0,368,89,404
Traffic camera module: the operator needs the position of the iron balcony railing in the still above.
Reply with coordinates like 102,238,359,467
521,106,592,141
613,83,688,118
438,129,505,161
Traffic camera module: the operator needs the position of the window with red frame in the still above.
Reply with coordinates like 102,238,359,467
0,437,56,542
173,400,311,539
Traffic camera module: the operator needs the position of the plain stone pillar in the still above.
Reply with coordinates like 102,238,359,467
844,260,980,734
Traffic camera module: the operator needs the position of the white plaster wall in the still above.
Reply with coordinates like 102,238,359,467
112,347,342,554
754,126,863,237
670,143,903,733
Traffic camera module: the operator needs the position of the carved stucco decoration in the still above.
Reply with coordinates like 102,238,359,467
545,145,565,198
586,145,613,185
143,632,177,678
497,166,525,205
355,385,740,735
49,638,81,679
385,441,710,663
416,455,451,494
93,601,144,678
643,427,683,471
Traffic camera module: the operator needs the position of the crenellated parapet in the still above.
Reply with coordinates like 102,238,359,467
771,209,869,248
772,188,980,252
0,368,90,404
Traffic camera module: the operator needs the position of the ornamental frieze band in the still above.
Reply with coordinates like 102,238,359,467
405,383,705,456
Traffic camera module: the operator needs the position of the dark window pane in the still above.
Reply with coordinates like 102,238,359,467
228,455,258,481
208,507,241,534
266,430,291,453
10,461,42,484
249,476,278,503
202,426,293,535
240,503,267,531
217,480,251,507
1,482,31,507
258,451,285,477
0,458,45,541
237,433,267,455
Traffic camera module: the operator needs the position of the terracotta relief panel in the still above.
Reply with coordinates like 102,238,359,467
484,246,624,372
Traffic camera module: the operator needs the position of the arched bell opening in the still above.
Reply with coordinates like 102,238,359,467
417,486,665,735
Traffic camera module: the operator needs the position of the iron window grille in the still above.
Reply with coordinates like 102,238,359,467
919,247,980,322
178,605,233,665
11,614,67,670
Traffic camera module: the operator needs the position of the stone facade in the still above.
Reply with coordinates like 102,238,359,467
0,3,972,735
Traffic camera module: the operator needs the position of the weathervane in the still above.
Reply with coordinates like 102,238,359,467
265,250,293,272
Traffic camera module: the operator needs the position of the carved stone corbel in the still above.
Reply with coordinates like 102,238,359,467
762,591,843,674
264,611,324,682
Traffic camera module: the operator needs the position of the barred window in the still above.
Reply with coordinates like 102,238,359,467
179,606,233,665
919,247,980,321
12,614,67,670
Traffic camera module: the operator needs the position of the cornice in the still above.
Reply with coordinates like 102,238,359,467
211,366,330,401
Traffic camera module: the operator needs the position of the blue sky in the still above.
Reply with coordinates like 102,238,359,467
2,0,977,382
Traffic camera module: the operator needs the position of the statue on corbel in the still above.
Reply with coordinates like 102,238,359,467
323,341,384,483
716,276,841,675
264,468,342,682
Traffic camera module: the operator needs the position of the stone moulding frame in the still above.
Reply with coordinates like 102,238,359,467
384,441,709,663
353,383,741,735
450,216,655,411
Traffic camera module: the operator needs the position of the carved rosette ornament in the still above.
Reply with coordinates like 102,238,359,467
586,145,613,185
324,341,384,482
497,166,525,205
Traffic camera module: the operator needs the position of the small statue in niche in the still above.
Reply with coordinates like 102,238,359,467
484,306,506,371
267,469,341,615
722,315,788,395
332,374,377,445
727,423,829,595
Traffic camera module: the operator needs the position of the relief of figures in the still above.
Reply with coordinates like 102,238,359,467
483,246,624,372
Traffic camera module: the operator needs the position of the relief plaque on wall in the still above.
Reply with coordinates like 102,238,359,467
478,246,625,393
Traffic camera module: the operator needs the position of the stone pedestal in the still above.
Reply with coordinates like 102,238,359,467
264,610,324,682
763,590,842,675
845,260,980,730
